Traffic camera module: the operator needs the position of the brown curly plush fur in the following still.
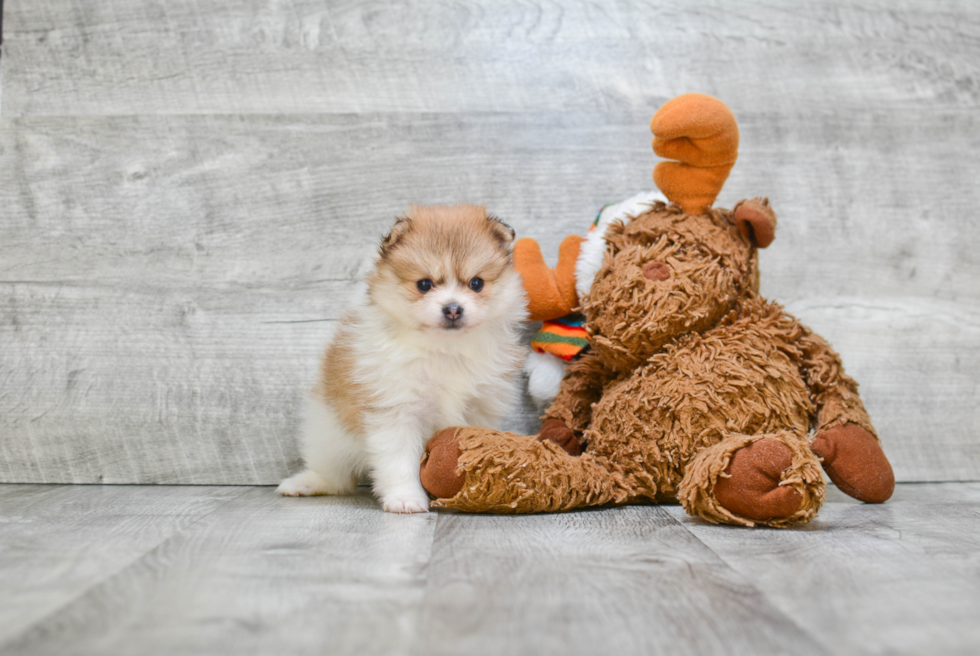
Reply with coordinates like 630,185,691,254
421,95,894,527
424,200,894,527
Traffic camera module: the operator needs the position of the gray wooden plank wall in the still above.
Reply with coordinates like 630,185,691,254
1,0,979,484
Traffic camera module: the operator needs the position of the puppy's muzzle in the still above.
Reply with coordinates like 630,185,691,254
442,303,464,329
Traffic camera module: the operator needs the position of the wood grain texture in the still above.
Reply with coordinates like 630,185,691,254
2,108,978,483
0,113,657,287
4,109,978,294
3,0,979,116
0,484,245,644
664,482,980,656
3,0,979,652
0,283,337,484
0,278,540,484
0,487,437,656
1,483,978,655
414,507,828,656
2,0,980,484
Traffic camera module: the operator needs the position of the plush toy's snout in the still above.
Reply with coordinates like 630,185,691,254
643,261,671,281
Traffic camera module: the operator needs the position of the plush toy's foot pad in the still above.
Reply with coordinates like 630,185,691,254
714,438,804,521
420,428,466,500
811,424,895,503
538,418,582,456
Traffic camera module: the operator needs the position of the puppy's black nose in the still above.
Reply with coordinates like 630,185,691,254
442,303,463,321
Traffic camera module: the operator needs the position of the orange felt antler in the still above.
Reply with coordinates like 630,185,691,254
651,93,739,215
514,235,584,322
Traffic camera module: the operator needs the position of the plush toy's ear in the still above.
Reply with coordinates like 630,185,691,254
650,94,739,215
379,217,413,256
732,198,777,248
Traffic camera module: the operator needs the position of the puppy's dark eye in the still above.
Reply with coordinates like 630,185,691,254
469,277,484,292
417,279,433,293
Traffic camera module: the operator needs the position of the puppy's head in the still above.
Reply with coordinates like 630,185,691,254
368,204,519,333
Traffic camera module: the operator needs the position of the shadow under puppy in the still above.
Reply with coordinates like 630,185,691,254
278,204,528,512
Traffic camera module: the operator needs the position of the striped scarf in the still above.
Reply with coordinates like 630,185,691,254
531,312,589,361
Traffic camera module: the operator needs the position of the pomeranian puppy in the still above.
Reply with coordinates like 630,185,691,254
277,204,528,512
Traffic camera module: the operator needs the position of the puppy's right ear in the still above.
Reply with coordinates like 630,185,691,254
486,214,516,248
380,217,413,256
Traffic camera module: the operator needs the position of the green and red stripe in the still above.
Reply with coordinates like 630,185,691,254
531,312,589,361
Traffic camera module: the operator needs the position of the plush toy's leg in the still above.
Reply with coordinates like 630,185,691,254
811,424,894,503
419,427,630,513
677,431,825,528
800,332,895,503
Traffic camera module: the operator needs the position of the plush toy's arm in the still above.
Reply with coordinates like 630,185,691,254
543,351,611,434
798,331,895,503
798,332,874,436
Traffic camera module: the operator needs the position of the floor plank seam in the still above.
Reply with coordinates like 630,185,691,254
410,509,452,655
667,511,836,656
0,485,254,651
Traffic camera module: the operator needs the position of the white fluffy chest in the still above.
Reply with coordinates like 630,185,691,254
373,350,492,410
351,332,517,431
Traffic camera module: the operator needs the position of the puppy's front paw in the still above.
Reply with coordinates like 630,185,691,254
277,470,332,497
382,492,430,514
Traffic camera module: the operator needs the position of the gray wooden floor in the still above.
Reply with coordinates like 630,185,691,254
0,482,977,655
2,1,980,654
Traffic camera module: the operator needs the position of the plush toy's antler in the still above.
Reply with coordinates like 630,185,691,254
514,235,584,322
516,94,739,320
651,93,739,214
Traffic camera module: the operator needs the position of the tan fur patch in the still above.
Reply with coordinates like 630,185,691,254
314,322,370,435
379,205,511,280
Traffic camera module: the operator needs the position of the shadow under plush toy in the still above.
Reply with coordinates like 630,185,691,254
419,93,895,527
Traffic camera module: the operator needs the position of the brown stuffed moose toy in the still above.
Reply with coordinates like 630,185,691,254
419,93,895,527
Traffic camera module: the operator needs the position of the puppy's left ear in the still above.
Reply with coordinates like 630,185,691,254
486,214,516,248
380,216,413,256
